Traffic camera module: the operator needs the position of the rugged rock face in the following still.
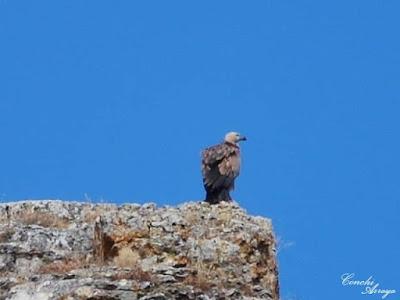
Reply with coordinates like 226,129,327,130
0,200,279,300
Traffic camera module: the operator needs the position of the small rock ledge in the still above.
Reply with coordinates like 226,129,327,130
0,200,279,300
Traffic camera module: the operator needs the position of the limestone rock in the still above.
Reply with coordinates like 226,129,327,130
0,200,279,300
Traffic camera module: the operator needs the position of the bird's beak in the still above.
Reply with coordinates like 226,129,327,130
240,136,247,141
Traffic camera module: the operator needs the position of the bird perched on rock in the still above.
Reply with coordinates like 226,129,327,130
201,132,247,204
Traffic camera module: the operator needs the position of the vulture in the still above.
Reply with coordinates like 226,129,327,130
201,131,247,204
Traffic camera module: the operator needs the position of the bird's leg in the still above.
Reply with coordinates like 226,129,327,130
205,188,233,204
226,190,232,201
205,189,219,204
219,189,232,202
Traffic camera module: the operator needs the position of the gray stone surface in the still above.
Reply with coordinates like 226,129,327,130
0,200,279,300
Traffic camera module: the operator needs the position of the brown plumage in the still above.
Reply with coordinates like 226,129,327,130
201,132,246,204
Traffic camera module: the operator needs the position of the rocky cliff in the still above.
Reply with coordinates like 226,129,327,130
0,200,279,300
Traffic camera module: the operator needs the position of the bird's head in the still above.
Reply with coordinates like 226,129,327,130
224,131,247,144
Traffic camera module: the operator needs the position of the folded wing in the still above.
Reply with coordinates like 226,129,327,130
201,143,241,191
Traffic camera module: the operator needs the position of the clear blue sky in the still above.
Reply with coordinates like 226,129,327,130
1,1,399,299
